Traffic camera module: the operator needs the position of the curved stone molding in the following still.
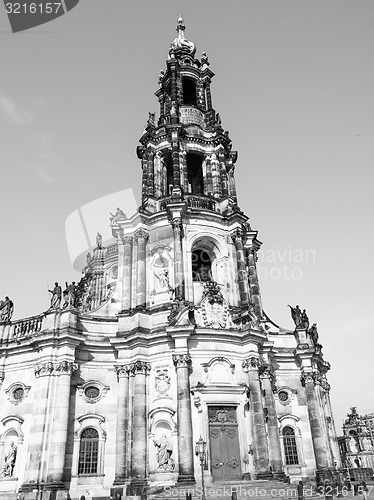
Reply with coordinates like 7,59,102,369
0,415,25,442
5,382,31,406
172,354,192,367
34,361,78,378
77,380,110,404
202,356,235,374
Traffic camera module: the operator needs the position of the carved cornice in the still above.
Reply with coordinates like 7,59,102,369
172,354,192,368
128,360,151,375
34,361,78,378
242,357,260,372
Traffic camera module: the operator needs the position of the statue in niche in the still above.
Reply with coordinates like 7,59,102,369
0,441,17,477
154,251,170,290
48,282,62,310
349,437,358,453
0,297,14,322
155,368,171,397
153,434,174,471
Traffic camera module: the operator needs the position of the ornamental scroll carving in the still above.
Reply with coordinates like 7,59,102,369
34,361,78,378
155,368,171,397
200,282,229,329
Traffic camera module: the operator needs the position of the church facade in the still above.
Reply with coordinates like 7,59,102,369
0,18,340,500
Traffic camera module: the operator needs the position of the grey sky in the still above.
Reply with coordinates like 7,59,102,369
0,0,373,429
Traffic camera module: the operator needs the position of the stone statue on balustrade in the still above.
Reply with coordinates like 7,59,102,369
0,441,17,477
96,232,102,249
62,282,77,309
288,305,309,330
153,434,174,471
48,282,62,310
110,207,127,224
0,297,14,323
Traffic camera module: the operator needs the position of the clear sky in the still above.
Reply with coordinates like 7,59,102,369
0,0,373,430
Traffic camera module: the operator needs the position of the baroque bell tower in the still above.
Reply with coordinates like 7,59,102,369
129,15,263,321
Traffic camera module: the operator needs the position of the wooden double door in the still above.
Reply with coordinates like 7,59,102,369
208,406,241,482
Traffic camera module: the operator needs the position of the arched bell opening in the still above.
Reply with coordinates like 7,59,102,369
186,153,204,195
182,77,197,106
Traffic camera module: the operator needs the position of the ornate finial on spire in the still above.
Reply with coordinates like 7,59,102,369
169,14,195,58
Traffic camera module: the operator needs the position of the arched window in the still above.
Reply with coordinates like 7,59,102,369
187,153,203,195
182,78,197,106
282,426,299,465
78,427,99,475
192,249,212,282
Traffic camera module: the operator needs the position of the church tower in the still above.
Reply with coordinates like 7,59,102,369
0,17,341,500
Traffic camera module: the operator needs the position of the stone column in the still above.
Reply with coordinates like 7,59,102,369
242,357,272,479
147,148,155,198
171,219,185,299
259,365,284,477
128,361,151,493
210,154,221,198
141,153,148,203
173,354,195,484
122,237,133,312
205,155,213,196
232,230,250,306
114,364,130,484
46,361,77,486
301,370,330,470
219,153,229,197
21,366,52,493
134,230,148,310
171,137,181,194
205,78,213,110
246,246,262,318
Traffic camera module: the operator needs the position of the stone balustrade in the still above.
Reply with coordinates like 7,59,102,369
11,314,44,340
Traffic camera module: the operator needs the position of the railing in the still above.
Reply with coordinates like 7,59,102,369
186,195,216,211
180,106,205,128
106,244,118,255
11,314,44,340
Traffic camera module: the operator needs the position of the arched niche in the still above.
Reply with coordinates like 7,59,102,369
148,408,177,478
0,416,24,480
201,357,236,386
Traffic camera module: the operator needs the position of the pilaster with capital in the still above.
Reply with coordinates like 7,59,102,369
114,364,131,484
122,236,133,311
246,246,263,318
259,364,284,476
171,218,185,299
242,357,272,478
134,230,149,310
300,369,330,470
173,354,195,484
129,361,151,488
147,148,155,197
46,360,78,485
231,230,250,306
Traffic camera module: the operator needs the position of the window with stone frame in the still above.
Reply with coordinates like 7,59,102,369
78,427,99,475
191,249,212,282
282,426,299,465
